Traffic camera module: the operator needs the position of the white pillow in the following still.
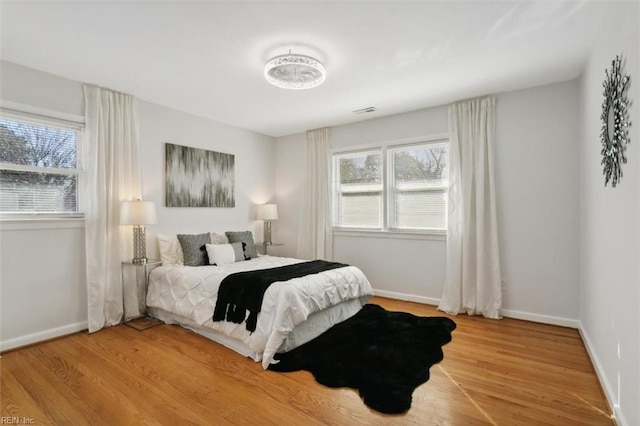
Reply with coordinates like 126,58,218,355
157,234,184,265
210,232,228,244
206,242,245,265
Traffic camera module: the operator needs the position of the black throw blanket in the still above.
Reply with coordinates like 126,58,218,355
269,304,456,414
212,260,348,332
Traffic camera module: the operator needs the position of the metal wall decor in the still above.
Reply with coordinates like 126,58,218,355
600,54,631,187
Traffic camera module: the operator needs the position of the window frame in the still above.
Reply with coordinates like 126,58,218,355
0,107,86,221
331,135,449,237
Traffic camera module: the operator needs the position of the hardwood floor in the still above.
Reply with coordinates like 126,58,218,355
1,297,613,425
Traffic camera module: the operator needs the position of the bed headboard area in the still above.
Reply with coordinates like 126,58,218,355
147,229,261,266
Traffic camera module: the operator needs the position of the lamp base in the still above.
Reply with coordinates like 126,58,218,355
132,226,147,264
263,221,273,245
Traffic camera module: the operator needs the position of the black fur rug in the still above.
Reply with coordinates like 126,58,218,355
268,304,456,414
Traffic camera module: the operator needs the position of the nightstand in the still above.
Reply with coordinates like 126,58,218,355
121,259,162,330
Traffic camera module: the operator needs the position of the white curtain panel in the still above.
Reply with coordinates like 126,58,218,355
296,128,333,261
439,96,502,319
84,85,142,333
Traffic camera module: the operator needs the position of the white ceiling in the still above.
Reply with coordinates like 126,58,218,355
1,1,607,137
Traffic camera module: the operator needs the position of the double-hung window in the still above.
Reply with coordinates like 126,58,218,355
0,112,83,216
332,138,449,233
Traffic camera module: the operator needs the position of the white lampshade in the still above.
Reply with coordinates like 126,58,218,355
120,200,157,225
256,204,278,221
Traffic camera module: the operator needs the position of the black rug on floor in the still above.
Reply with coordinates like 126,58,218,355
268,304,456,414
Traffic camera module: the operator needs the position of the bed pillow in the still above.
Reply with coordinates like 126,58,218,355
225,231,258,259
210,232,228,245
157,234,184,265
206,242,246,265
177,233,212,266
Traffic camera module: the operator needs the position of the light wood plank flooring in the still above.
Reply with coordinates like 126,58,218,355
1,297,613,425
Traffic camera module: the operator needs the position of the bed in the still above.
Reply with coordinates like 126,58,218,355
146,255,373,369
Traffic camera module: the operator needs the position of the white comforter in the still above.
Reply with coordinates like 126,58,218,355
146,255,373,368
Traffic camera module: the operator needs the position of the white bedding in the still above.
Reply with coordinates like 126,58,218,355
146,255,373,368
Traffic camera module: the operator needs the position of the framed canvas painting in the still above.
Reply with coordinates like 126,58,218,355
165,143,235,207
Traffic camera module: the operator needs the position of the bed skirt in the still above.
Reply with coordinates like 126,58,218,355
147,298,364,365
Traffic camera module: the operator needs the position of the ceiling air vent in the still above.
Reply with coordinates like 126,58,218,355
352,107,377,115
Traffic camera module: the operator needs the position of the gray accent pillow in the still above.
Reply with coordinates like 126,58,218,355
231,241,246,261
177,233,212,266
225,231,258,259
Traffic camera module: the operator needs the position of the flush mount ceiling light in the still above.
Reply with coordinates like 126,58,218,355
264,50,326,90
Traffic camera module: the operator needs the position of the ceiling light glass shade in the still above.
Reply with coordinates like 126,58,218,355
264,52,326,90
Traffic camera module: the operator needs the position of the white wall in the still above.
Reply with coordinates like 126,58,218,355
1,61,85,117
578,3,639,425
272,133,305,258
497,81,580,323
275,79,581,325
0,61,275,350
0,222,87,349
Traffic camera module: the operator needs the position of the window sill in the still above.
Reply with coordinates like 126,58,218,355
333,228,445,241
0,215,85,231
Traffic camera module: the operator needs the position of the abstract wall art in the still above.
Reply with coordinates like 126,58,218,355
165,143,235,207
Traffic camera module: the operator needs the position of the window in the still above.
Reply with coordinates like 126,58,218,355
332,150,383,228
332,139,449,233
388,142,448,230
0,113,83,215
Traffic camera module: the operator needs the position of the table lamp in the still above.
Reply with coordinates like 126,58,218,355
257,204,278,245
120,200,157,264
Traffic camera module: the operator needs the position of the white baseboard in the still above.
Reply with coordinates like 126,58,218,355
372,289,440,306
578,324,626,426
0,321,88,352
500,308,579,329
373,289,579,328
